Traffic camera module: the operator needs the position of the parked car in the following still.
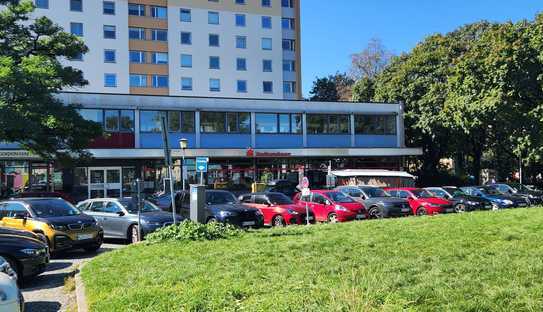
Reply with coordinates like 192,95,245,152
0,227,47,243
293,190,367,223
0,231,48,284
0,257,23,311
425,187,493,212
238,192,314,226
487,183,540,205
157,190,264,228
460,186,516,209
385,188,455,216
335,185,411,218
265,180,300,198
14,191,76,204
0,198,103,253
76,198,184,243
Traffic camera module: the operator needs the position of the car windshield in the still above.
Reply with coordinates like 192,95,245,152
411,189,434,198
444,188,465,196
119,200,161,213
267,193,293,205
428,188,448,198
206,192,238,205
30,199,81,217
496,184,515,193
479,188,500,195
325,192,355,203
363,187,390,198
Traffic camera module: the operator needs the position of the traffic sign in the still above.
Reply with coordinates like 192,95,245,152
301,188,311,197
196,157,209,173
301,177,309,189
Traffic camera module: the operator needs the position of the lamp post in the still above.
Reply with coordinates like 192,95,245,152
179,138,188,193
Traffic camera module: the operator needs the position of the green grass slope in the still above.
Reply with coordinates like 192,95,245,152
81,209,543,311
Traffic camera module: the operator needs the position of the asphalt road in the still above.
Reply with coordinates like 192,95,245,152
22,240,125,312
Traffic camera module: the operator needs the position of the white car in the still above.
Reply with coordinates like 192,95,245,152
0,257,23,312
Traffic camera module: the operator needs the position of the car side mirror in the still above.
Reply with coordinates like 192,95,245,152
116,211,125,217
325,200,331,205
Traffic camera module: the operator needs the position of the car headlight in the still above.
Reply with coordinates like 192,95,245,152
466,201,477,205
287,209,299,215
141,220,162,227
20,248,40,256
334,205,348,211
49,224,68,231
219,211,236,217
503,200,513,205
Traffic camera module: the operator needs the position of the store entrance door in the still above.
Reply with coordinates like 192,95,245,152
88,167,122,199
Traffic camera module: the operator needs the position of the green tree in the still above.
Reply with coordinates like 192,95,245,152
0,0,102,162
351,77,374,102
309,73,354,102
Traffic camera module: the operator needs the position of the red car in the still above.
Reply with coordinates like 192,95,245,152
293,190,367,223
239,192,314,226
384,187,455,216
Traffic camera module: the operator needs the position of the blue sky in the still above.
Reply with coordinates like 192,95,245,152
300,1,542,97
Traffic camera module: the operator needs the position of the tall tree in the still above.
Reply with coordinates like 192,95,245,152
0,0,102,162
309,73,354,102
350,37,394,80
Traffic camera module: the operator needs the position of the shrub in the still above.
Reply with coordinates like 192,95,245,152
145,220,243,243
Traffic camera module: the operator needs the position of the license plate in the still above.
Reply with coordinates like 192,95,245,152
77,234,93,240
519,203,526,207
446,209,454,213
401,208,410,212
242,221,255,227
356,214,365,219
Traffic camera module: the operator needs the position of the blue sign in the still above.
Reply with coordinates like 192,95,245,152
196,157,209,173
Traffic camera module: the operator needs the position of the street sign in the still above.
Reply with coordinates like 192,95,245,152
196,157,209,173
301,188,311,197
301,177,309,189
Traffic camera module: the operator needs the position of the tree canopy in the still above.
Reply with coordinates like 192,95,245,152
309,73,354,102
0,0,102,162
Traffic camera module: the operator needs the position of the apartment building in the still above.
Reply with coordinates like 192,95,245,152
31,0,302,99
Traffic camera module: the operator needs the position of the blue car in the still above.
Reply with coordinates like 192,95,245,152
460,186,515,209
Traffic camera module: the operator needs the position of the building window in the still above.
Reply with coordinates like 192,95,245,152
103,1,115,15
120,110,135,132
104,49,116,63
209,34,219,47
283,60,296,72
180,8,191,22
129,27,145,40
69,53,83,61
181,77,193,91
262,0,271,7
79,109,103,125
282,18,295,30
236,36,247,49
281,0,294,8
35,0,48,9
128,4,145,16
70,0,82,12
152,52,168,64
236,58,247,71
209,56,220,69
263,81,273,93
181,54,192,68
235,0,246,4
200,112,250,133
283,81,296,94
208,11,219,24
181,32,192,45
129,74,147,87
151,6,167,19
261,16,272,29
70,22,83,37
237,80,247,93
355,115,397,135
140,111,163,132
129,51,145,63
307,114,350,134
103,25,116,39
104,73,117,87
283,39,296,51
235,14,246,27
151,29,167,41
263,60,272,72
261,38,272,50
168,111,195,132
256,113,302,134
152,75,169,88
209,79,220,92
104,110,120,131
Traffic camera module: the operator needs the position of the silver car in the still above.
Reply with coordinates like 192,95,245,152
76,198,183,243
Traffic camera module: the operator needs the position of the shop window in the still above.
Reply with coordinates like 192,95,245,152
200,112,250,133
104,110,119,131
79,109,103,126
120,110,134,132
140,111,164,132
355,115,396,135
255,113,302,134
307,114,350,134
168,111,195,133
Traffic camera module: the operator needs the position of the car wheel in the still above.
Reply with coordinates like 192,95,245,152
272,215,286,227
129,225,140,244
83,234,103,253
328,213,338,223
455,203,466,213
369,207,384,219
416,207,428,216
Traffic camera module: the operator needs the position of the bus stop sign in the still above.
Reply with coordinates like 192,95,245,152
196,157,208,173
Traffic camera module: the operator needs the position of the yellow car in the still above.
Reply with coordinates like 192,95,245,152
0,198,103,253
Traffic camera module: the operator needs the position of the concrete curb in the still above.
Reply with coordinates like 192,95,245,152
75,262,88,312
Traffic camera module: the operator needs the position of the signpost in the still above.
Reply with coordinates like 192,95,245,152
160,115,177,224
196,157,208,185
300,177,311,225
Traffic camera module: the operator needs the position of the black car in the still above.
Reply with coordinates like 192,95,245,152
508,183,543,204
335,185,412,218
264,180,299,198
153,190,264,228
0,231,49,284
481,185,531,207
426,187,493,212
489,183,542,205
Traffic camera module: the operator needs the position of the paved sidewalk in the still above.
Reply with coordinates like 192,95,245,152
22,241,125,312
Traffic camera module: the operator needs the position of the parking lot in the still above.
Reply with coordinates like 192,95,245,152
22,241,125,312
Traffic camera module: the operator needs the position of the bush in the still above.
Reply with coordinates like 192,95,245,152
145,220,243,243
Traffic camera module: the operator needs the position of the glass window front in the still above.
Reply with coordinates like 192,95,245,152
140,111,163,132
200,112,225,133
104,110,119,131
355,115,396,135
256,113,277,133
200,112,250,133
120,110,134,132
307,114,350,134
79,109,103,124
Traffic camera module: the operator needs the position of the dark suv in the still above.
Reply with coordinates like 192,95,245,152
335,185,412,218
425,187,493,212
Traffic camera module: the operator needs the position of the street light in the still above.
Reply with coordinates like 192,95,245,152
179,138,188,193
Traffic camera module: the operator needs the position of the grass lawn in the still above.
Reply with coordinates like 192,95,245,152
81,208,543,311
